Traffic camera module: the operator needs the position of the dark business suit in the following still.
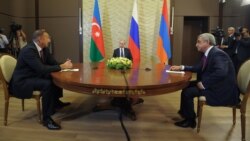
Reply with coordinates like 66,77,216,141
111,47,134,118
179,47,240,120
113,47,133,60
235,37,250,72
222,35,237,58
9,42,62,119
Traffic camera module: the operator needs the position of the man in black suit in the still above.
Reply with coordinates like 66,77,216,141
9,29,73,130
170,33,240,128
234,27,250,73
111,40,143,120
220,27,237,59
113,40,133,60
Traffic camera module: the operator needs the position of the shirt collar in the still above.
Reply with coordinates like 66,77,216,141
204,46,213,57
33,41,43,52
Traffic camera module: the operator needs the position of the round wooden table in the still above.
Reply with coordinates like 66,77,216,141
51,62,192,120
51,62,192,97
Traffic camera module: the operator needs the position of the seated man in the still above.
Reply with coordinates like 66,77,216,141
170,33,240,128
9,29,73,130
111,40,143,120
113,40,143,105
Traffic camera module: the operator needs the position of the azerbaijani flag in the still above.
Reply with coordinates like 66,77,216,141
128,0,140,63
157,0,171,64
90,0,105,62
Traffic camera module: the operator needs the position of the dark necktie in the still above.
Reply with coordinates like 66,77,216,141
120,48,124,57
40,50,44,62
202,55,207,71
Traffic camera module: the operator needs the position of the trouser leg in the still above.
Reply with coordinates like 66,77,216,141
33,79,55,120
52,83,63,101
179,81,197,116
180,83,201,120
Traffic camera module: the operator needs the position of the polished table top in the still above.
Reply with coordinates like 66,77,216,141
51,62,192,97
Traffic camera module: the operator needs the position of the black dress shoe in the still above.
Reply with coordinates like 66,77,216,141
43,117,61,130
55,100,71,110
174,119,196,128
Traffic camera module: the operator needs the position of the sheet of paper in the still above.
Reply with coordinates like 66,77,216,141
166,70,185,74
61,68,79,72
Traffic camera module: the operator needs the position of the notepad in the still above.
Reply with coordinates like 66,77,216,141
61,68,79,72
166,70,185,74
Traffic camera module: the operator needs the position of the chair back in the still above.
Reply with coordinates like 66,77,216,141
237,59,250,110
0,55,17,99
237,60,250,94
0,55,17,83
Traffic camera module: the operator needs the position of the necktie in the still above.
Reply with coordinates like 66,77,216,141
120,48,124,57
40,50,44,62
202,55,207,71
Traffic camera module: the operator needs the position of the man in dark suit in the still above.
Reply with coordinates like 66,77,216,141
170,33,240,128
9,29,73,130
234,27,250,73
111,40,143,120
113,40,133,60
220,27,237,59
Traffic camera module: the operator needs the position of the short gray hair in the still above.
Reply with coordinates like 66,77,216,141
32,29,46,41
198,33,216,46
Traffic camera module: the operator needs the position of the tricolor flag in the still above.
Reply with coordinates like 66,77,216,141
90,0,105,62
157,0,171,64
128,0,140,63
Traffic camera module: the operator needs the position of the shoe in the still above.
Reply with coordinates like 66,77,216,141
43,117,61,130
174,119,196,128
55,100,71,110
131,98,144,106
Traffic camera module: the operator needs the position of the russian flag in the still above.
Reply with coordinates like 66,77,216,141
128,0,140,63
157,0,171,64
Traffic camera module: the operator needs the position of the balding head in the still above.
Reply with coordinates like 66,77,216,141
119,40,126,48
227,27,235,36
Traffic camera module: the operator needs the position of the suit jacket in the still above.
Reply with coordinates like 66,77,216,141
236,37,250,62
113,48,133,61
9,42,61,98
222,35,237,57
184,47,239,106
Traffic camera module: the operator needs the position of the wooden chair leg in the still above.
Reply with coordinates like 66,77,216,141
240,112,246,141
197,101,204,133
22,99,24,111
4,97,10,126
232,107,236,125
197,97,200,117
36,97,42,123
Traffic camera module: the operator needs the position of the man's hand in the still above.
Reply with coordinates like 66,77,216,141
60,59,73,69
220,45,228,49
170,65,182,71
